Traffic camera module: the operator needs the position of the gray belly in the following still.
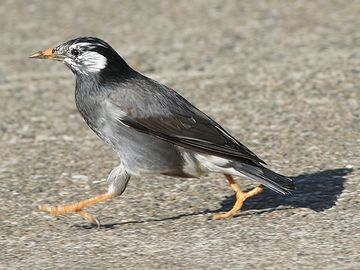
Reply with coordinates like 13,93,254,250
101,122,187,176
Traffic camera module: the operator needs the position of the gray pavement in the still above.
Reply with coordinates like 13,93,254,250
1,0,359,269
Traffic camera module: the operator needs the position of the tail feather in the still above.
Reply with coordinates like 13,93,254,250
234,162,294,195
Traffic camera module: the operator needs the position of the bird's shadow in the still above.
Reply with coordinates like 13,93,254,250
221,167,352,213
76,167,352,229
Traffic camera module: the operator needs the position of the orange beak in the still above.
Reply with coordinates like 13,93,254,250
29,47,63,61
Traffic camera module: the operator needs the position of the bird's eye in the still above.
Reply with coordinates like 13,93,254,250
70,48,80,57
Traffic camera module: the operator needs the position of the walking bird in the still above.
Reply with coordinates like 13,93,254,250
30,37,294,225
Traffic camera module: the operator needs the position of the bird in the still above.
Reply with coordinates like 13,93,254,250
30,37,294,225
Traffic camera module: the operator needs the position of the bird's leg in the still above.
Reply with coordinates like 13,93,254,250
38,193,114,225
213,174,264,220
39,164,131,225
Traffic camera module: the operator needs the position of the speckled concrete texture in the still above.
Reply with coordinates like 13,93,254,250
0,1,359,269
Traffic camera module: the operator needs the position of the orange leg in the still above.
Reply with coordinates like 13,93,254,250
213,174,264,220
38,193,114,226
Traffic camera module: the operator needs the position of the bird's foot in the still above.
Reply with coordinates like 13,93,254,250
38,204,100,226
38,193,114,226
213,185,264,220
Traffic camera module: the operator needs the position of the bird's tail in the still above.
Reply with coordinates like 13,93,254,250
233,161,295,195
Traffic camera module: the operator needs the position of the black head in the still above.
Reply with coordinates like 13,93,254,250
30,37,132,77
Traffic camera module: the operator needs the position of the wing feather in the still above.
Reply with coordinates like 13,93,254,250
105,75,266,165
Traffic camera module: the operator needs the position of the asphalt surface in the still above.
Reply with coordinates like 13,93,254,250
1,1,359,269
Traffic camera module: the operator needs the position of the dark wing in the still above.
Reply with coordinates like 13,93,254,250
105,76,266,165
120,114,266,165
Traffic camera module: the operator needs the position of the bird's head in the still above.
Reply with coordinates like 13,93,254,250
29,37,129,76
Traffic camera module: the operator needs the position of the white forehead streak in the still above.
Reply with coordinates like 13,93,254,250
80,51,107,74
75,42,108,49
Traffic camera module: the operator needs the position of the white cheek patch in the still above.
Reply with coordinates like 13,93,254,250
63,50,107,75
80,51,107,73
